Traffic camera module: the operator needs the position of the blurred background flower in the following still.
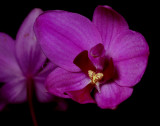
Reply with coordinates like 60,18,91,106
0,8,68,126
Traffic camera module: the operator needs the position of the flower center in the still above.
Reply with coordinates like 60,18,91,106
88,70,104,93
73,48,115,93
88,70,103,84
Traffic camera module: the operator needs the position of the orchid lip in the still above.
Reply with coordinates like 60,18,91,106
74,47,115,93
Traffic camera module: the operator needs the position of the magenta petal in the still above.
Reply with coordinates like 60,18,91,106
92,5,128,50
34,62,57,102
34,10,102,72
0,33,22,82
34,79,54,102
115,56,149,87
89,43,105,58
95,82,133,109
35,62,57,79
109,30,149,86
88,43,106,71
16,8,46,75
1,77,27,103
46,67,90,98
67,84,95,104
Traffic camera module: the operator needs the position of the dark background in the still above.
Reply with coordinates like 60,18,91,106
0,0,158,125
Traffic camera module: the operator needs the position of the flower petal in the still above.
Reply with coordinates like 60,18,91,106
95,82,133,109
103,58,115,82
109,30,149,86
73,50,96,75
34,62,57,102
114,56,148,87
46,67,90,98
34,10,102,72
92,5,129,50
88,43,106,71
67,84,95,104
35,62,57,79
0,33,22,82
16,8,46,75
34,79,54,102
0,77,27,103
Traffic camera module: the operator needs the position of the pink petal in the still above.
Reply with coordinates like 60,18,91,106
16,8,46,75
67,84,95,104
95,82,133,109
0,33,22,82
92,5,129,50
0,77,27,103
34,79,55,102
34,10,102,72
114,56,148,87
109,30,149,86
89,43,105,58
45,67,90,98
34,62,57,102
35,62,57,79
88,43,106,71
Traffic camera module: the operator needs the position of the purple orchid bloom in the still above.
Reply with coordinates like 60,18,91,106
34,5,149,109
0,8,67,125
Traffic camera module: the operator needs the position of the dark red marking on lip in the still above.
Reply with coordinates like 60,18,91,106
73,50,96,75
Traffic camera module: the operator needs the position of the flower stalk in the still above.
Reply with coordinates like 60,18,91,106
27,77,38,126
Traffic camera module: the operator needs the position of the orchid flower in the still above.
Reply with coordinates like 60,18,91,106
34,5,149,109
0,8,67,125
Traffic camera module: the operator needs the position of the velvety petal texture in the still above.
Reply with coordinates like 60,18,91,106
92,5,129,50
34,10,102,72
46,67,90,98
0,33,22,82
95,82,133,109
16,8,46,76
108,30,149,86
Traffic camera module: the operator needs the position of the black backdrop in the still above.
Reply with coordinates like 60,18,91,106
0,0,158,125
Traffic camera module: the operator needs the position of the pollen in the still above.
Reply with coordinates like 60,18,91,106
88,70,103,84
